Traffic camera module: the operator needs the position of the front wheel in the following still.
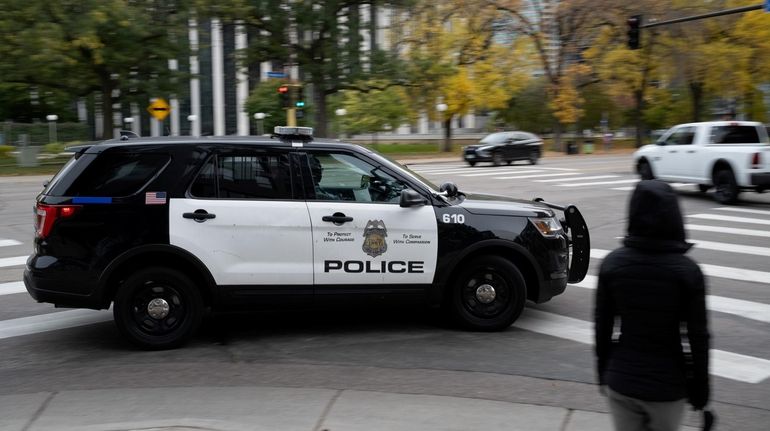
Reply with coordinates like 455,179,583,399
529,152,539,165
113,267,204,350
467,161,476,167
714,169,739,204
448,255,526,331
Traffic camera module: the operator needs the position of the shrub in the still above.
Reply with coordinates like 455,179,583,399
0,145,13,158
44,143,66,154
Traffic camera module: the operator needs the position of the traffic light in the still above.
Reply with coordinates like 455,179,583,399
278,85,290,108
627,15,641,50
294,86,305,108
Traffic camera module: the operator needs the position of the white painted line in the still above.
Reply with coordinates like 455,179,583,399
0,256,27,268
690,239,770,256
611,186,635,191
535,175,617,183
611,183,694,191
559,179,640,187
592,249,770,285
0,309,112,340
461,169,544,177
685,224,770,238
495,172,581,180
0,239,22,247
689,214,770,226
0,281,25,296
714,207,770,216
515,309,770,383
571,275,770,324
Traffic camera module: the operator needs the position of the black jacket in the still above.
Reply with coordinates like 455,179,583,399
595,180,710,408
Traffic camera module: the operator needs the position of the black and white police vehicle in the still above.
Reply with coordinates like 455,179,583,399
25,127,590,349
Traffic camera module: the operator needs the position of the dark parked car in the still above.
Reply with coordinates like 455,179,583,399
463,131,543,166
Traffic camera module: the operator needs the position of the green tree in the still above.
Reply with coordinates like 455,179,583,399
0,0,188,137
339,80,415,136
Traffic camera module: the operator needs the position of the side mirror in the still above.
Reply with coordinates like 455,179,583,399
439,182,458,197
399,189,427,208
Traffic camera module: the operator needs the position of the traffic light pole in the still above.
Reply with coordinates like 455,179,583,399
287,108,296,127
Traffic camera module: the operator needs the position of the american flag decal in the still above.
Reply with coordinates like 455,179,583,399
145,191,167,205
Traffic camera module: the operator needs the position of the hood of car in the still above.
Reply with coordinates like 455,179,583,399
458,192,555,218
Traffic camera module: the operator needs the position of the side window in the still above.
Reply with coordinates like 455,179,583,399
664,127,695,146
711,126,760,144
307,152,408,203
189,151,292,199
54,151,169,197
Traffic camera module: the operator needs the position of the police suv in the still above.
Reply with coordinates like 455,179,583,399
25,127,590,349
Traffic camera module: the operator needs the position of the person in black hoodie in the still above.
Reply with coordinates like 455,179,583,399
595,180,710,430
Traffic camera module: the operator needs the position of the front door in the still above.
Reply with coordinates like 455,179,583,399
303,151,438,287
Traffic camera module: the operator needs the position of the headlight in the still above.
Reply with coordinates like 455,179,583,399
529,217,564,238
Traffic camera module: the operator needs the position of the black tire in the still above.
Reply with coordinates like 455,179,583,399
113,267,203,350
713,169,739,204
638,160,654,180
467,161,476,167
492,152,504,166
449,255,527,331
506,160,513,165
698,184,710,193
529,152,539,165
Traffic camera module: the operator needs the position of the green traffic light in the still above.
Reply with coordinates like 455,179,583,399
295,101,305,107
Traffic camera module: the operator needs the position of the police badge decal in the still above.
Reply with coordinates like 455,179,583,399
362,220,388,257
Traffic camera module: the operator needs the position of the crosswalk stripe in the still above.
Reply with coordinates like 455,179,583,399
0,256,27,268
559,179,639,187
0,309,112,340
571,275,770,324
689,214,770,226
685,224,770,238
714,207,770,216
0,281,25,296
591,249,770,284
613,183,693,191
535,175,617,183
495,172,581,180
0,239,22,247
515,309,770,383
461,169,544,177
689,239,770,256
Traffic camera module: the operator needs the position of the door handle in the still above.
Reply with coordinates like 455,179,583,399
183,209,216,222
322,212,353,225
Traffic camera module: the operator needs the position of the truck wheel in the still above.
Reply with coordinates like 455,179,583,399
638,160,654,180
492,153,504,166
113,267,203,350
449,255,526,331
714,169,739,204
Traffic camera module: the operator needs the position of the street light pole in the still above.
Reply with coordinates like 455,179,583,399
46,114,59,143
187,115,198,137
335,108,347,139
435,103,448,152
253,112,266,135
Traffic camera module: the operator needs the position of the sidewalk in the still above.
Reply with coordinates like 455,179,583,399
1,385,699,431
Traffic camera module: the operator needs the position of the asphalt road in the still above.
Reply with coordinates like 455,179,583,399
1,153,769,430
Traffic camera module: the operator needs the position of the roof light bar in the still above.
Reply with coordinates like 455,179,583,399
274,126,313,137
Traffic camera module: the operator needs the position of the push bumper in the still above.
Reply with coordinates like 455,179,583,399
533,199,591,284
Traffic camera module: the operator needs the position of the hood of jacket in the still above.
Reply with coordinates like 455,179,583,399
623,180,692,253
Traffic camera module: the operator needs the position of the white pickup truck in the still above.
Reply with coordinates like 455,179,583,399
633,121,770,203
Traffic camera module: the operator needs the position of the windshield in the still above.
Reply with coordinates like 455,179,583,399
479,132,511,145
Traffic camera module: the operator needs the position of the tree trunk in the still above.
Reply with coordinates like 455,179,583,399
313,82,328,137
634,89,645,148
689,82,704,122
553,121,562,152
442,117,452,152
100,85,114,140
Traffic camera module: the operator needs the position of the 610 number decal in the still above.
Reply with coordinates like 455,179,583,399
442,213,465,224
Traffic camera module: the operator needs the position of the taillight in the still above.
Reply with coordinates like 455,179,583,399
34,204,80,239
750,152,761,169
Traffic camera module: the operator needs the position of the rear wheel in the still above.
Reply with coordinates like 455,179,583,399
113,267,203,350
449,255,526,331
714,169,739,204
529,152,539,165
638,160,654,180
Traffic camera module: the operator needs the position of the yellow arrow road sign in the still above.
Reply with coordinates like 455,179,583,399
147,98,171,121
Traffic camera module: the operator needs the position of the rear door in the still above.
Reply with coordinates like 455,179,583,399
169,147,313,300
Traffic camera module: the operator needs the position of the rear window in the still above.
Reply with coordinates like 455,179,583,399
47,151,170,197
711,126,763,144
